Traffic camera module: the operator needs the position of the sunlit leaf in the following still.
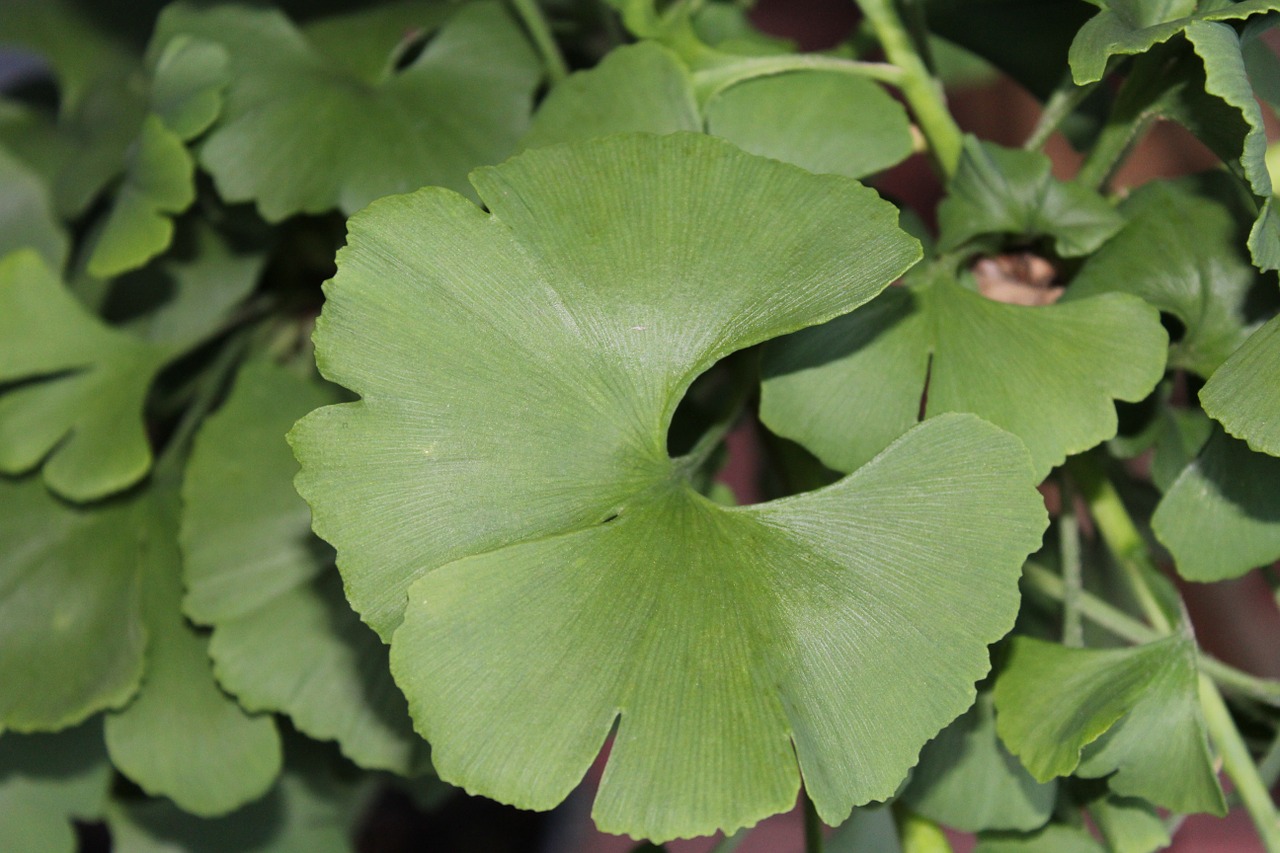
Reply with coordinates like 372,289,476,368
183,361,426,774
994,635,1225,815
1200,313,1280,456
761,268,1167,478
0,250,174,501
0,720,112,853
291,133,1049,841
153,0,541,220
105,475,281,817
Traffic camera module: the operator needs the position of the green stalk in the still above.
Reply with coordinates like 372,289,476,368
1201,675,1280,852
854,0,963,177
1059,477,1084,647
803,791,825,853
1024,74,1097,151
510,0,569,84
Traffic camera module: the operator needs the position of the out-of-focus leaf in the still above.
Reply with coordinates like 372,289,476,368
290,133,1048,840
183,361,425,774
0,720,112,853
974,824,1105,853
0,145,66,270
525,41,914,180
1200,313,1280,456
761,269,1167,478
1090,795,1171,853
901,691,1055,833
828,803,901,853
148,35,230,141
105,475,281,817
0,250,174,501
153,1,541,220
1069,172,1279,377
994,635,1225,815
1154,429,1280,581
0,475,146,731
938,138,1124,257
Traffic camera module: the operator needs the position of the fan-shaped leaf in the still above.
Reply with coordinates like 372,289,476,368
0,250,174,501
761,269,1167,478
183,361,425,774
292,133,1049,840
153,1,541,220
0,720,111,853
993,635,1225,815
1200,313,1280,456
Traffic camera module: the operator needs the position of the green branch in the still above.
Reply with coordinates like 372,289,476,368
510,0,568,84
1024,75,1098,151
854,0,962,176
1201,675,1280,852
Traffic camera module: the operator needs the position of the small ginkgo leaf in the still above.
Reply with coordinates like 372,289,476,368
292,133,1049,841
524,41,913,179
0,250,174,501
761,269,1167,478
0,720,112,853
105,475,281,818
993,635,1225,816
148,35,230,142
1070,172,1278,378
153,1,541,220
0,474,146,731
183,361,425,774
1154,429,1280,581
938,138,1124,257
0,146,67,270
1200,313,1280,457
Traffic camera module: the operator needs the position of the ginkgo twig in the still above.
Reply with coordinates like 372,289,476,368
510,0,569,83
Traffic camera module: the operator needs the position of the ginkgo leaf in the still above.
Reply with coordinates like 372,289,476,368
183,361,425,774
148,35,230,142
0,474,146,731
0,146,67,270
1200,313,1280,457
1153,429,1280,581
937,138,1124,257
974,824,1105,853
153,1,541,220
291,133,1048,841
761,268,1167,478
1070,172,1278,377
1090,796,1170,853
0,250,174,501
105,475,281,818
524,41,914,180
0,720,112,853
900,691,1055,833
993,635,1225,816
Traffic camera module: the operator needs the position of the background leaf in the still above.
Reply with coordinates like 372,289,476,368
0,720,112,853
1200,312,1280,456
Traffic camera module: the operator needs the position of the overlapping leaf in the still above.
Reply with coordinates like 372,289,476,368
761,268,1167,478
1200,313,1280,456
900,691,1055,833
1070,172,1278,377
1090,795,1170,853
974,824,1105,853
153,0,541,220
0,720,112,853
0,146,66,269
183,361,425,774
291,133,1049,840
0,250,174,501
524,41,914,180
105,475,281,818
938,138,1124,257
994,635,1225,815
0,474,146,731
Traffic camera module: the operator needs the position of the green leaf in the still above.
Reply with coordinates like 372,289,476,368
105,475,281,817
0,146,67,270
154,1,541,220
828,804,901,853
183,361,425,774
1153,429,1280,581
1068,0,1280,86
0,720,112,853
292,133,1048,841
761,269,1167,478
1090,795,1171,853
1069,172,1278,377
0,475,146,731
938,139,1124,257
0,250,173,501
86,117,196,279
148,35,230,142
524,41,914,179
1200,312,1280,456
993,635,1225,815
974,824,1104,853
901,691,1055,833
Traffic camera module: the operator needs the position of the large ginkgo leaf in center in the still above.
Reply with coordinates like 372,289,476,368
291,133,1048,841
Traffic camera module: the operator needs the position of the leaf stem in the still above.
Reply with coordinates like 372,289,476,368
1065,456,1173,633
1074,54,1169,191
803,790,824,853
854,0,963,176
155,330,251,475
1200,675,1280,853
692,54,905,104
510,0,569,84
1058,477,1084,647
1024,75,1097,151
